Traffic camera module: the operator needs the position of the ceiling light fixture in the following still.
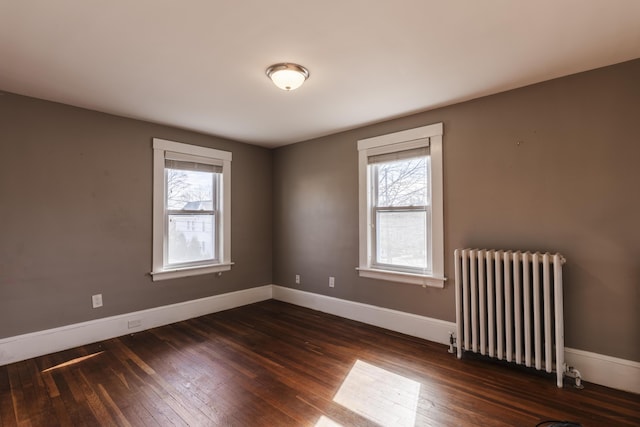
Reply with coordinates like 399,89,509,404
266,63,309,91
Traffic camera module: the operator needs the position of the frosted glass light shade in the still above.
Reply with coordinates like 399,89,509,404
266,63,309,91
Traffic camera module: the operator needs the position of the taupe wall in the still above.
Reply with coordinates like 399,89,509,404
0,93,273,338
273,59,640,362
2,59,638,363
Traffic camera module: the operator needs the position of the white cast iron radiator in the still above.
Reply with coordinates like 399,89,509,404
453,249,581,388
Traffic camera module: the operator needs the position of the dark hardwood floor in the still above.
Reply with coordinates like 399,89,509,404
1,300,638,426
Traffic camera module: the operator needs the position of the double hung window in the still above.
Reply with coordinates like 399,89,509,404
357,123,445,287
165,158,218,266
152,138,232,281
370,148,430,273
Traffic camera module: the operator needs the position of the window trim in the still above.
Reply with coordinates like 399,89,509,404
357,123,445,288
151,138,233,281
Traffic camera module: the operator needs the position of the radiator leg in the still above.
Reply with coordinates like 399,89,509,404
564,365,584,389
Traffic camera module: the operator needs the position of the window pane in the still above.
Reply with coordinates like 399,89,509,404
375,157,428,207
376,211,427,269
166,168,214,210
168,214,215,264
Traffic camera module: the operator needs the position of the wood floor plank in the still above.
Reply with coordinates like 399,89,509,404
16,360,57,426
1,300,639,426
0,362,17,427
6,365,29,427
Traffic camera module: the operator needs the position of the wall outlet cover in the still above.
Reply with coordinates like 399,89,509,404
92,294,103,308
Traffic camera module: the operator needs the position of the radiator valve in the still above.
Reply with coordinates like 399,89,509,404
564,365,584,389
448,332,456,354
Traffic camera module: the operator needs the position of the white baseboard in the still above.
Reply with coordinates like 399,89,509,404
2,284,638,395
565,347,640,394
271,285,456,345
272,285,640,394
0,285,272,366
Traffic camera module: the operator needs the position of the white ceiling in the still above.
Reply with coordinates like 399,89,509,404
2,1,639,148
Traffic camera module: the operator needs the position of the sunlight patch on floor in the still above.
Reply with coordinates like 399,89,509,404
333,359,420,427
41,351,105,373
314,415,344,427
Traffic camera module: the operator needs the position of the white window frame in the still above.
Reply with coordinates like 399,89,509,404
151,138,233,281
357,123,445,288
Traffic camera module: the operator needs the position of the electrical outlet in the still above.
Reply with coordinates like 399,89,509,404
92,294,103,308
128,319,142,329
295,274,301,284
329,276,335,288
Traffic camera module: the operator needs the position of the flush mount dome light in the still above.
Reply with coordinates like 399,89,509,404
266,63,309,91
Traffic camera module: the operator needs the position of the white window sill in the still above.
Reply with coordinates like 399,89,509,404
357,267,446,288
151,262,233,281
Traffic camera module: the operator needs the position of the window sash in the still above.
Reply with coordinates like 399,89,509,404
370,150,430,207
369,151,431,274
166,212,217,267
371,206,432,274
164,167,219,213
163,161,220,269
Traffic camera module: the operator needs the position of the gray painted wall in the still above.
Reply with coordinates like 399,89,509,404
0,93,273,338
272,59,640,362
